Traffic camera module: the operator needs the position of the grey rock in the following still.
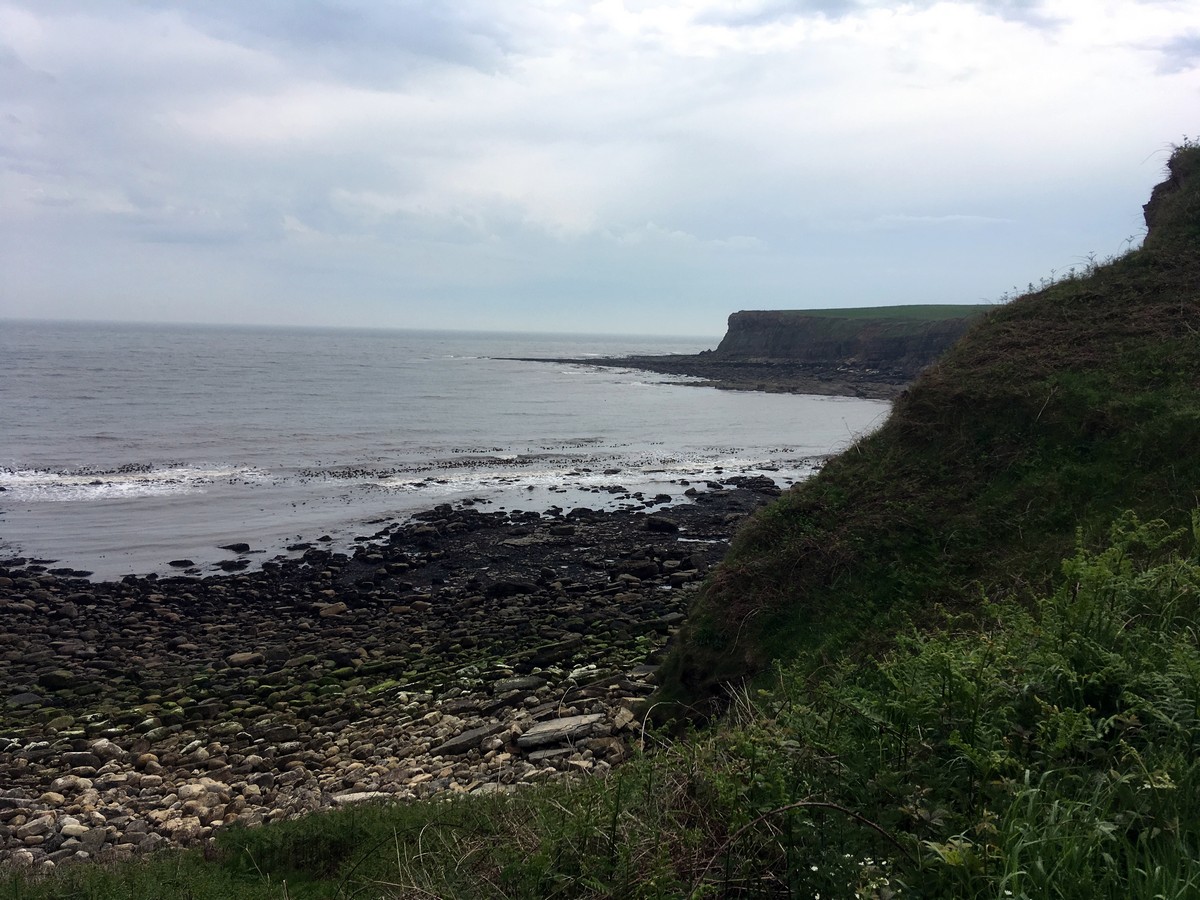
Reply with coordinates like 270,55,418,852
516,714,605,750
89,738,126,762
492,675,546,694
432,723,506,757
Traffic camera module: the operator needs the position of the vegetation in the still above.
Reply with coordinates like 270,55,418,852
4,143,1197,897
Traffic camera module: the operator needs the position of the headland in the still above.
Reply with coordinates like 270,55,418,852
506,304,987,399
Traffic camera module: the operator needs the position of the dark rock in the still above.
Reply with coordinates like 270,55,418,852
38,669,77,690
220,543,251,553
619,559,660,579
61,751,102,768
485,579,538,599
226,651,265,667
644,516,679,533
524,635,584,667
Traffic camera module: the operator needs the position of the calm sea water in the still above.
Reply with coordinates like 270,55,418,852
0,320,890,580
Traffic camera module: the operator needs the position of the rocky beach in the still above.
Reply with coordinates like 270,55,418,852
0,476,783,871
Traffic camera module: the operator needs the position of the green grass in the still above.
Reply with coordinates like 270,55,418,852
760,304,989,321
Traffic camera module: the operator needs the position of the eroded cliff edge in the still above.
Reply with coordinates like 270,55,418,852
714,305,986,377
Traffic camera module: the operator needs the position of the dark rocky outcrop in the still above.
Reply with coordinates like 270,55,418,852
713,306,984,378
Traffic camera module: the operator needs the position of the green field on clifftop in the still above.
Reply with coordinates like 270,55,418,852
758,303,988,321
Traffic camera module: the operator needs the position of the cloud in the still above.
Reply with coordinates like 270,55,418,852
1157,33,1200,73
861,213,1014,231
1,0,1199,333
696,0,864,27
603,221,764,249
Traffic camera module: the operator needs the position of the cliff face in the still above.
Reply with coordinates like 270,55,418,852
714,307,984,377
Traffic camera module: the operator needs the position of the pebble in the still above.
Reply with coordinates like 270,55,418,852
0,480,777,867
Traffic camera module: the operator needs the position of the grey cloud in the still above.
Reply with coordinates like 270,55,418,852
968,0,1054,25
149,0,518,85
696,0,1065,33
697,0,864,27
121,217,267,246
1158,33,1200,73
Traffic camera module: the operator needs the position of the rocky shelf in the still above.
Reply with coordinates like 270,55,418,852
510,354,912,399
0,476,783,871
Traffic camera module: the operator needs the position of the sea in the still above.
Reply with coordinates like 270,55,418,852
0,320,891,581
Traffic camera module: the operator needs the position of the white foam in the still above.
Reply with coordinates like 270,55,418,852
360,454,818,501
0,464,275,503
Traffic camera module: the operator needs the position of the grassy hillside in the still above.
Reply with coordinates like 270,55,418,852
662,143,1200,704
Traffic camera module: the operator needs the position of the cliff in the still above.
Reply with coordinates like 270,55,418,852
713,305,986,378
510,304,987,399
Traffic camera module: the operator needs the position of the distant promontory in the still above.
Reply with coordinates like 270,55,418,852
514,304,988,399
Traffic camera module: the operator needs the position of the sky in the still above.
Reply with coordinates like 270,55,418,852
1,1,1197,337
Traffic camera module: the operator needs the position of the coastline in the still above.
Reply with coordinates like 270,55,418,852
500,354,910,400
0,477,782,869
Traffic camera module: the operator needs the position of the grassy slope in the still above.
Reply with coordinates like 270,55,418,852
662,145,1200,704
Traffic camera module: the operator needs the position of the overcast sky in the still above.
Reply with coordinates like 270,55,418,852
1,1,1197,336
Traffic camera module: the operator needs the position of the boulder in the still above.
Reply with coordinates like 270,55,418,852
644,515,679,533
432,723,506,757
516,714,605,750
37,670,76,690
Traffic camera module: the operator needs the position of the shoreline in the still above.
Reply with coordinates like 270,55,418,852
499,354,910,400
0,461,822,584
0,476,783,870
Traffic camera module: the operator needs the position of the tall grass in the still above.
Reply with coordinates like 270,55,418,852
696,511,1200,898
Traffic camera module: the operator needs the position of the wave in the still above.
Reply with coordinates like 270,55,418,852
0,464,275,502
